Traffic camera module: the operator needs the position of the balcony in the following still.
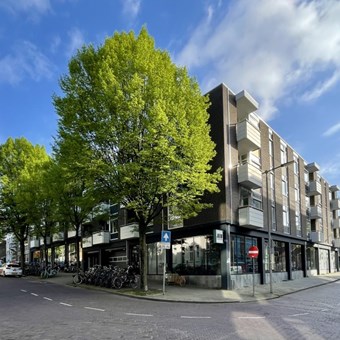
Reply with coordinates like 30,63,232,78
235,90,259,121
310,206,322,219
82,236,92,248
92,231,110,245
238,206,263,228
67,229,82,238
238,163,262,189
120,223,139,240
52,232,64,242
331,199,340,211
307,180,322,196
30,239,39,248
332,218,340,229
39,237,51,246
236,120,261,154
310,231,323,243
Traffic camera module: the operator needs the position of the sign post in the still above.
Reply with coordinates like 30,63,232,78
161,231,171,295
248,245,259,297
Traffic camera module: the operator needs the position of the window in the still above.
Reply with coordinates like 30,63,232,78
282,176,288,196
271,205,277,231
280,142,287,164
283,205,290,234
295,210,301,237
291,244,302,270
240,188,263,210
231,235,258,274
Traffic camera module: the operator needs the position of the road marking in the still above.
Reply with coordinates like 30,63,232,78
125,313,153,317
238,316,266,319
44,297,53,301
31,293,39,297
20,289,27,293
181,316,212,319
60,302,72,307
84,307,105,312
290,313,309,317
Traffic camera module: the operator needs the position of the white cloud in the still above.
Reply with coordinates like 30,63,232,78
0,0,51,19
320,154,340,183
0,41,55,85
175,0,340,121
66,28,85,58
323,122,340,137
121,0,141,18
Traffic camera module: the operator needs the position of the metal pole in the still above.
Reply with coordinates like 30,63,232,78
266,170,273,294
162,248,166,295
252,257,255,297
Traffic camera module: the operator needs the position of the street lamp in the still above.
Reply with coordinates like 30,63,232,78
263,160,295,294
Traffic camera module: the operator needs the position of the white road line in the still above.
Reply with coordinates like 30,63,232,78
238,316,266,319
43,297,53,301
290,313,310,317
20,289,27,292
84,307,106,312
31,293,39,297
60,302,72,307
181,316,212,319
125,313,153,317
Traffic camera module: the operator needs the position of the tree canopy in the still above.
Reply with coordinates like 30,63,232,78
53,27,221,290
0,137,50,266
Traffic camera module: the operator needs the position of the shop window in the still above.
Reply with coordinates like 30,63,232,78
231,235,258,274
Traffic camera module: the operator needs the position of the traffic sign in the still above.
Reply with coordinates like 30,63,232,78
161,231,171,249
248,245,259,258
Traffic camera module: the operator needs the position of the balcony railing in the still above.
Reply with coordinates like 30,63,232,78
120,223,139,240
30,239,40,248
238,206,263,228
307,181,322,196
236,119,261,154
82,236,92,248
92,231,110,245
238,162,262,189
331,199,340,211
309,206,322,219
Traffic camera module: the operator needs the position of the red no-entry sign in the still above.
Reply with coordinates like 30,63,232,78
248,245,259,258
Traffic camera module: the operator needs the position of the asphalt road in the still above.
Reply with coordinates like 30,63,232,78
1,277,340,339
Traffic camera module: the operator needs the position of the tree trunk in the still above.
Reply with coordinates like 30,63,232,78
139,223,148,291
75,224,80,271
19,238,25,270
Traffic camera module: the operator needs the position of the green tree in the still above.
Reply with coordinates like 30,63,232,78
53,138,99,271
26,159,60,267
53,27,221,291
0,138,49,268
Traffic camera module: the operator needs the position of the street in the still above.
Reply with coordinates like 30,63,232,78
0,277,340,339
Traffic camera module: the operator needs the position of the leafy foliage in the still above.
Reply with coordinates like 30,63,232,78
54,28,221,290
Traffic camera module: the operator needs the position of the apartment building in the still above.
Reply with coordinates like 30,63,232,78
27,83,340,290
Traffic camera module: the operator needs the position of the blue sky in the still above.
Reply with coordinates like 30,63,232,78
1,0,340,186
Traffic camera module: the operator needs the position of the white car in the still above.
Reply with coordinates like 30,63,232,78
0,263,22,277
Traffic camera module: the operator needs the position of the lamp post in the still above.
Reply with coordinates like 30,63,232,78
263,160,294,294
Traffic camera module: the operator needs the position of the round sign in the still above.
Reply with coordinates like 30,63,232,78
248,245,259,258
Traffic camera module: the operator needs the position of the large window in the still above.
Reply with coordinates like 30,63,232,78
291,244,302,270
170,235,220,275
231,235,258,274
265,241,287,272
306,246,317,270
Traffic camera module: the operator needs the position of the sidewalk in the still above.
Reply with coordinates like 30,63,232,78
25,271,340,303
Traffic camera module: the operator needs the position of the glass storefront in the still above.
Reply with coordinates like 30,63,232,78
273,241,286,272
231,235,258,274
307,246,317,270
148,235,221,275
291,244,302,270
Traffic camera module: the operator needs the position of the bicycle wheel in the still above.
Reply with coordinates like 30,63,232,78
73,273,82,284
129,276,139,289
112,277,123,289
